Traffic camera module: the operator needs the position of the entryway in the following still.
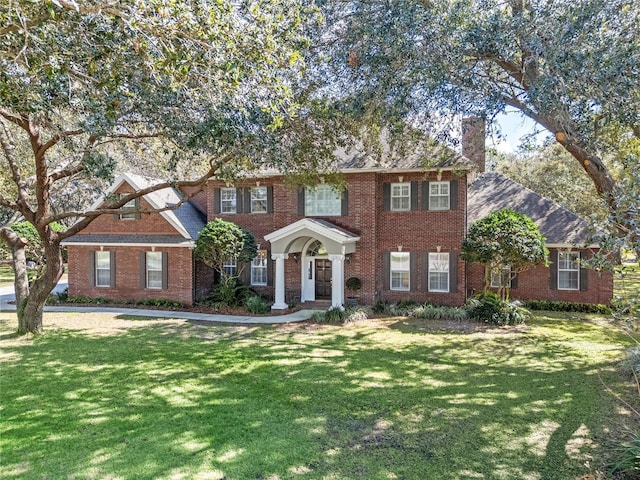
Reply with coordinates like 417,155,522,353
315,259,332,300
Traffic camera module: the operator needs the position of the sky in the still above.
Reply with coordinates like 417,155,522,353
490,110,551,153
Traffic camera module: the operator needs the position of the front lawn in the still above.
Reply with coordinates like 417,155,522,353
1,312,638,479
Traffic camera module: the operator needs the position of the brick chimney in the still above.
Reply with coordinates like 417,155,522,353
462,117,486,177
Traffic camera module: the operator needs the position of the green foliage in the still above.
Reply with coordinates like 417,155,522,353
345,276,362,292
494,143,609,222
410,304,469,321
462,208,548,298
244,294,270,315
608,432,640,478
194,219,257,283
0,221,66,265
64,296,182,309
523,300,612,315
204,277,254,308
310,306,369,325
466,292,529,326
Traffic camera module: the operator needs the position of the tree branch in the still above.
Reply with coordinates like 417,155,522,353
57,154,230,238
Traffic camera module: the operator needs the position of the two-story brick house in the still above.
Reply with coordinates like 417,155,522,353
63,123,613,309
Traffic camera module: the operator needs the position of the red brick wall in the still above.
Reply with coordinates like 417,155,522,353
83,186,180,235
67,245,194,305
205,170,468,306
466,249,613,305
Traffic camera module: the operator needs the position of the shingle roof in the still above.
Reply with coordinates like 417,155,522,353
62,234,197,245
467,172,597,245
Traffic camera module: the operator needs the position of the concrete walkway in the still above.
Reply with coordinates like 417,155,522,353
0,283,318,324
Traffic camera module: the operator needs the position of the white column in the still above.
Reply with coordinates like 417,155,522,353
329,254,345,309
271,253,288,310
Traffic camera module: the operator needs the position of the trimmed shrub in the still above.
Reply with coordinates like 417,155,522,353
466,292,529,325
410,304,468,321
524,299,611,315
244,294,270,314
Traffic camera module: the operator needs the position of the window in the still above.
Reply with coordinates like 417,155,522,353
223,257,237,276
251,187,268,213
558,252,579,290
428,252,449,292
390,252,410,291
95,251,112,287
391,183,410,211
119,193,137,220
305,184,342,216
220,188,237,214
251,250,268,286
146,251,163,289
490,266,511,288
429,182,450,210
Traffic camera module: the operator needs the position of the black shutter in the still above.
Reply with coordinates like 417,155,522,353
243,188,251,213
449,180,458,210
161,252,168,290
297,188,305,216
421,252,429,291
110,251,116,287
410,252,417,291
139,252,146,289
134,198,141,220
213,188,221,214
383,252,390,290
422,182,430,210
235,188,244,213
449,252,457,292
410,181,418,211
549,250,558,290
89,251,96,286
341,189,349,216
267,186,274,213
579,252,588,291
267,251,273,286
383,183,391,211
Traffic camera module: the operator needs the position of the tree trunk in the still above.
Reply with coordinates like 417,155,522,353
12,242,30,334
19,239,64,335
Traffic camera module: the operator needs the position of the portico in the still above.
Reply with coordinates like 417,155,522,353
264,218,360,310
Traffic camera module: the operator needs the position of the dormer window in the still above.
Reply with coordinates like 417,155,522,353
119,194,139,220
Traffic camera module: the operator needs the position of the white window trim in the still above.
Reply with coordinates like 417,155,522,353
220,187,237,214
428,252,450,292
558,252,580,290
251,187,268,214
305,184,342,217
390,252,410,291
390,182,411,211
146,251,163,289
95,251,111,287
429,181,450,211
251,250,268,286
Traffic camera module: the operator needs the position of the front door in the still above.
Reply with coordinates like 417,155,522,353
315,259,332,299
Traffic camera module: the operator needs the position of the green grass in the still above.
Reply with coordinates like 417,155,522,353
1,312,638,480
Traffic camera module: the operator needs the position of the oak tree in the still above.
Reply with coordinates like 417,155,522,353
0,0,321,333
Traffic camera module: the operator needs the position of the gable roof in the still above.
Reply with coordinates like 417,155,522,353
86,172,205,240
467,172,597,246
